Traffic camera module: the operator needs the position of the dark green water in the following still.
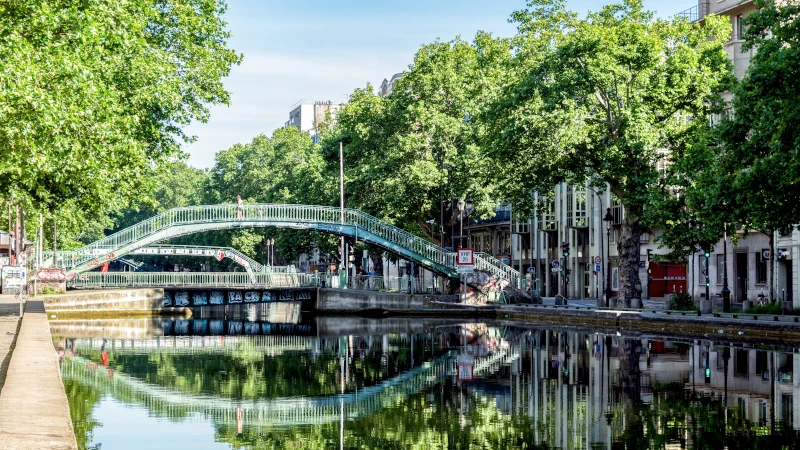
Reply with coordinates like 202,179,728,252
54,308,800,449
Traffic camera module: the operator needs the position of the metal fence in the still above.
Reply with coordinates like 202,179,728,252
35,203,524,291
68,272,318,290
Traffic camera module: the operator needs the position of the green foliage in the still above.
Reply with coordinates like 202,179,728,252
670,292,697,311
0,0,240,246
485,0,731,304
714,0,800,236
327,33,511,243
746,303,782,315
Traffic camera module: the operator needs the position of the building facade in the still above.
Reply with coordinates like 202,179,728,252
285,100,341,142
680,0,799,306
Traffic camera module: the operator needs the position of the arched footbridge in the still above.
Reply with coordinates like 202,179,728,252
36,204,526,290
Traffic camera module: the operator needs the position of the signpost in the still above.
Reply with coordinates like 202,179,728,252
457,354,474,381
457,248,474,301
594,256,602,265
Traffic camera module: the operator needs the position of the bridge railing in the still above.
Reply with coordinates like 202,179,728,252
68,271,318,290
38,203,524,293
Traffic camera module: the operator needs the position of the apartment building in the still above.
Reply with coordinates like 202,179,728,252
285,100,341,142
679,0,798,306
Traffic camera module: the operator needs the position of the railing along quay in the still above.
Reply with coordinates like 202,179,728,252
69,272,317,289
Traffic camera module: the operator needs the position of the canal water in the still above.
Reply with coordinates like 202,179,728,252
53,304,800,449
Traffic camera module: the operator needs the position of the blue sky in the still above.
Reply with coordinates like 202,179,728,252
183,0,697,168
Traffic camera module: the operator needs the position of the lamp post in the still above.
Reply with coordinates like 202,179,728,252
603,208,614,306
587,187,605,307
722,224,731,312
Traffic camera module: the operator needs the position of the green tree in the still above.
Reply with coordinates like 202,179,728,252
328,32,511,246
0,0,240,241
203,127,338,264
485,0,731,306
713,0,800,300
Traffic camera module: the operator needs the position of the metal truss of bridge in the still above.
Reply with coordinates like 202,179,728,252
35,204,526,290
59,338,521,427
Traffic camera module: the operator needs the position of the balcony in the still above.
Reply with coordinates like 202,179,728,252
676,1,709,23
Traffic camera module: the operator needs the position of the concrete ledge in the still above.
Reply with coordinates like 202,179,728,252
39,289,190,318
0,301,78,449
317,289,459,313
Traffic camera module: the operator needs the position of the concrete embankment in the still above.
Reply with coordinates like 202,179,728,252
317,289,800,344
0,300,77,450
41,288,189,318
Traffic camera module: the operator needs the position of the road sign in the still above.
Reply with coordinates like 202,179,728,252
595,264,601,272
762,249,770,259
594,256,602,265
551,268,560,273
457,354,474,381
528,267,535,274
552,260,560,268
457,265,475,274
457,248,474,265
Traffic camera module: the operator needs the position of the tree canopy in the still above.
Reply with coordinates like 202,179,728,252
0,0,240,241
484,0,732,305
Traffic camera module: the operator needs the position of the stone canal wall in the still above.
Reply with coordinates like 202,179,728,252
40,288,189,317
316,289,460,313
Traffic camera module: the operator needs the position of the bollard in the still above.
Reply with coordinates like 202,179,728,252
742,300,752,312
700,299,711,314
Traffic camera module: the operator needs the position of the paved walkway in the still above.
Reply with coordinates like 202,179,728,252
540,297,666,310
0,299,77,450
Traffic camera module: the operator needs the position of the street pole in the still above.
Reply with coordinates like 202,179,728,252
722,224,731,312
606,225,611,306
339,142,347,281
53,218,57,267
588,187,605,306
705,251,710,305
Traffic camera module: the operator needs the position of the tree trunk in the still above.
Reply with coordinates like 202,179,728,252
617,213,644,308
416,219,441,246
367,246,385,276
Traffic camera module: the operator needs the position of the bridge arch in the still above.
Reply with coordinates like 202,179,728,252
38,204,524,288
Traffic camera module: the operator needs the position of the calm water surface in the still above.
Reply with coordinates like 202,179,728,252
54,304,800,449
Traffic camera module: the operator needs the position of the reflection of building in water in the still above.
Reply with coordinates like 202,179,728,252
448,329,800,449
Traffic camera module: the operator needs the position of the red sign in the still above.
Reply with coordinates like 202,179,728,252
36,268,66,281
457,248,474,265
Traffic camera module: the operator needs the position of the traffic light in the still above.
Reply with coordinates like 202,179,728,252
561,241,569,257
705,367,711,383
704,251,710,258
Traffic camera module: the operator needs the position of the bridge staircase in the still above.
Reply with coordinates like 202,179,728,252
33,204,526,291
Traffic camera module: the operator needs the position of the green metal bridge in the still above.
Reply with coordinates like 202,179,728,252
35,204,525,289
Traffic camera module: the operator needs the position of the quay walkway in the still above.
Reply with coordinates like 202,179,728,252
0,298,77,450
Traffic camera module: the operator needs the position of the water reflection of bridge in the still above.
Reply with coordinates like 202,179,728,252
60,340,521,427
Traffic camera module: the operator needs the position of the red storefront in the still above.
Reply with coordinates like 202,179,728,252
648,262,687,298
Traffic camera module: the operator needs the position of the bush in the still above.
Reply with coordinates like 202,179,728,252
747,303,782,315
670,292,697,311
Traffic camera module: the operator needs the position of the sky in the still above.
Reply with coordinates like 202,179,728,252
182,0,697,169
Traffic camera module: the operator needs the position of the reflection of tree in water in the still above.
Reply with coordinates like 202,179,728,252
615,380,800,449
214,380,550,450
63,379,103,450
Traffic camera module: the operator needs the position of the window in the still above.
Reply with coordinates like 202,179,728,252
716,254,725,285
756,251,768,284
735,15,744,41
699,255,709,286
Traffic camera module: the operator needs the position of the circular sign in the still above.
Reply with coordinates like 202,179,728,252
552,260,560,268
528,267,536,274
594,256,602,264
762,250,770,259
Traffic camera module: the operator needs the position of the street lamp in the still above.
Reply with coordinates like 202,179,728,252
603,207,614,306
456,199,474,249
587,187,606,307
266,238,275,266
722,224,731,312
